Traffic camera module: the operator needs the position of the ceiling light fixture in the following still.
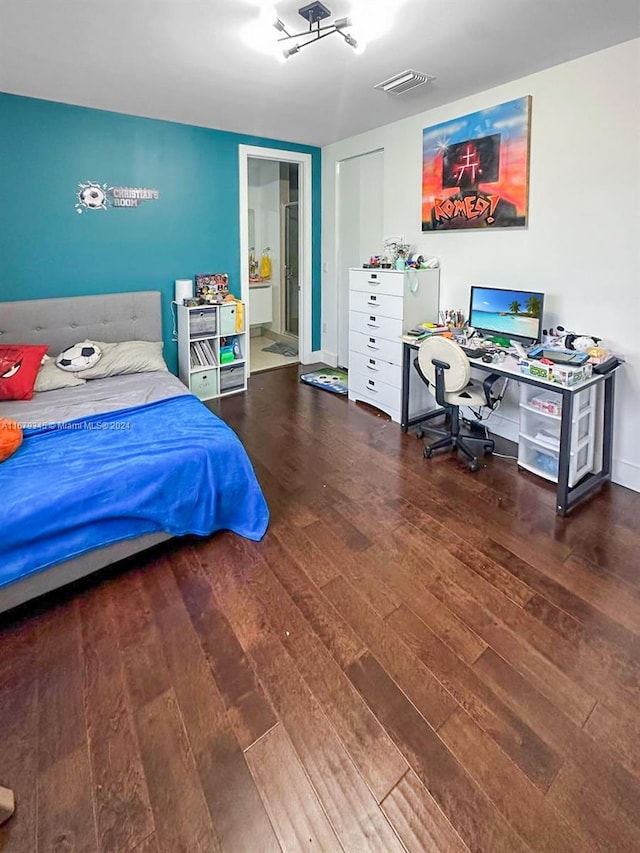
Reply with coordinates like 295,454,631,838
374,69,435,94
272,2,361,59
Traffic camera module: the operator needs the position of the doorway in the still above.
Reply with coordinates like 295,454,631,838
239,146,313,376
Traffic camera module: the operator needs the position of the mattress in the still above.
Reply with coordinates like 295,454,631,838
0,370,190,426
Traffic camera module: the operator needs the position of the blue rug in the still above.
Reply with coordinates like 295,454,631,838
300,368,348,395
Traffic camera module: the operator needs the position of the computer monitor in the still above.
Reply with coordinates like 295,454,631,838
469,286,544,343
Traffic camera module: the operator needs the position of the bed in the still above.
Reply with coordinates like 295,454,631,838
0,291,269,613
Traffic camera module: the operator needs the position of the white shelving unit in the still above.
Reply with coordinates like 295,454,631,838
177,302,247,401
518,383,595,486
347,267,440,423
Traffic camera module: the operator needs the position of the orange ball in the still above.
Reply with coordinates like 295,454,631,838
0,419,23,462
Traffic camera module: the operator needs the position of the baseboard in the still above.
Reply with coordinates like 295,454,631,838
612,458,640,493
461,407,519,444
305,349,338,367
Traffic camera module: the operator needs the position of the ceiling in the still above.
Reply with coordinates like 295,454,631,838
1,0,638,147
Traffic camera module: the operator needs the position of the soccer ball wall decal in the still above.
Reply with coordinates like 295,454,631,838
56,343,102,372
76,181,108,214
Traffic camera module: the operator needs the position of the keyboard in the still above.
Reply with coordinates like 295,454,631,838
459,346,486,359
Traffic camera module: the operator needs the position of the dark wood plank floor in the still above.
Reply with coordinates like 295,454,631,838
2,364,640,853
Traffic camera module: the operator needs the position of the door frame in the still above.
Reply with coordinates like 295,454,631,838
281,200,299,336
239,145,313,374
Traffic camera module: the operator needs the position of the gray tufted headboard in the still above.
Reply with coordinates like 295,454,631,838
0,291,162,356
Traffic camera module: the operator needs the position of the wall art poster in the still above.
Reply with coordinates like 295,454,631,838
422,96,531,231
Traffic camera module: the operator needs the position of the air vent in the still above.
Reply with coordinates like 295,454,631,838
374,70,434,95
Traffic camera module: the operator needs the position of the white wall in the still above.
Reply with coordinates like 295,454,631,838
336,149,384,366
322,39,640,491
248,159,282,333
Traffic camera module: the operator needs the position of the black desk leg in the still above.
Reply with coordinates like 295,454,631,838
401,343,411,432
556,389,574,516
602,373,615,478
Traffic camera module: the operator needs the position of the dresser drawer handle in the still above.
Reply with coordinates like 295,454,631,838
366,381,378,392
368,280,380,286
367,300,379,307
366,343,380,351
366,362,379,371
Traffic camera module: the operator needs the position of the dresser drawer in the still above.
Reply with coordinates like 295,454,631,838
349,310,402,342
350,289,403,320
350,352,401,388
349,370,401,414
349,330,402,365
349,269,405,298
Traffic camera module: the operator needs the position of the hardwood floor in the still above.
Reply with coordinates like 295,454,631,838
2,363,640,852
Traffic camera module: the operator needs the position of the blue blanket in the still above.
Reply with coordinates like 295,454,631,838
0,395,269,589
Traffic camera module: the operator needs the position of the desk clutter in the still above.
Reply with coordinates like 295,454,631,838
402,326,621,387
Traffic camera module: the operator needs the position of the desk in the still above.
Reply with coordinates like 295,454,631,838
401,340,618,516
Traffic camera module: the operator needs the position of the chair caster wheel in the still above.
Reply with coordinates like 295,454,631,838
416,429,425,439
484,444,494,455
424,448,433,459
468,460,479,472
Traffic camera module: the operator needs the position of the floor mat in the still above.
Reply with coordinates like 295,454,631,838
261,341,298,357
300,368,348,395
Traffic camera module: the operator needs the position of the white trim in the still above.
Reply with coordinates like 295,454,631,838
306,349,338,367
612,458,640,493
239,145,313,376
317,350,338,368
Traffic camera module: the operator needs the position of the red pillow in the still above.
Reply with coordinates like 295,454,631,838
0,344,49,401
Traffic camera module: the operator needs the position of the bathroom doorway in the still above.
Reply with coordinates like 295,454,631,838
239,146,312,376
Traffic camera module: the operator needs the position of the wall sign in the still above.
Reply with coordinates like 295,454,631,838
75,181,160,214
422,96,531,231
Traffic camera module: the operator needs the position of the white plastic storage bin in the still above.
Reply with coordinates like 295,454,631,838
518,383,596,487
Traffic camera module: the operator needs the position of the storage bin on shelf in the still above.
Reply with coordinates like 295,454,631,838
220,364,245,393
190,369,218,400
189,307,217,336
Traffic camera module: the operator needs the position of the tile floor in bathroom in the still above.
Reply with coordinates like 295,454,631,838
249,335,299,373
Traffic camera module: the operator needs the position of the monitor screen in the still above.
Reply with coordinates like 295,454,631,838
469,286,544,343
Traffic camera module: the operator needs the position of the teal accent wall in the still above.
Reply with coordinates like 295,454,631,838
0,93,322,371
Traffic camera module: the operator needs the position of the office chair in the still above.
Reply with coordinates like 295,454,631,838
415,337,502,472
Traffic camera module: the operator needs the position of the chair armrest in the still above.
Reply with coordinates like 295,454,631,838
482,373,503,409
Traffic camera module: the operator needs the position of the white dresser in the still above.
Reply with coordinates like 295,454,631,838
348,267,440,423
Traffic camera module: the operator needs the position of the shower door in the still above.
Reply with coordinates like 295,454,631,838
283,201,299,337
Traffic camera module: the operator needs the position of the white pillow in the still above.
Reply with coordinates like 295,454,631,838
56,342,102,372
35,358,87,392
76,340,167,379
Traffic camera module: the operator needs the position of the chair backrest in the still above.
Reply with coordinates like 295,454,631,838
417,337,470,394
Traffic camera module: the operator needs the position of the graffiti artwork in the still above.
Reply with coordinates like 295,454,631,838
422,96,531,231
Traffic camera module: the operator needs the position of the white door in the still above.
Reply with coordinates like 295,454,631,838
336,149,384,368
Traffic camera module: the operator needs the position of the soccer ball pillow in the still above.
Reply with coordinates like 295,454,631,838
56,343,102,372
